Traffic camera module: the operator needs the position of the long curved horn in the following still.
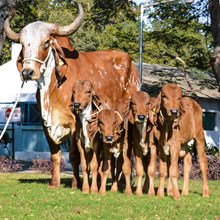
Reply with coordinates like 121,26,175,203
4,17,20,42
56,4,84,36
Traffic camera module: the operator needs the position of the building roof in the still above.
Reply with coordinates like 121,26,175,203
134,62,220,100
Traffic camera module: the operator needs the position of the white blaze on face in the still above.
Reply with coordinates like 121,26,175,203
79,103,92,152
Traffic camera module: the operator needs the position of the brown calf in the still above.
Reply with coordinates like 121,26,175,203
69,80,110,194
129,91,158,196
152,83,209,200
95,99,132,195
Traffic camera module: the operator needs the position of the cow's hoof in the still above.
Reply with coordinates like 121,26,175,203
82,186,90,194
136,190,143,196
48,185,59,189
181,190,189,196
111,185,117,192
203,188,209,197
173,192,181,200
125,188,132,195
99,190,106,196
157,190,164,197
148,190,155,197
91,187,98,194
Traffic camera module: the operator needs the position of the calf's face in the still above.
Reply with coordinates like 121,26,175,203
71,80,94,111
98,109,121,157
130,91,151,123
160,84,182,118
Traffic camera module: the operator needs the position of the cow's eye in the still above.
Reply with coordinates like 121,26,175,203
72,90,75,94
43,40,50,49
87,90,92,94
162,94,166,99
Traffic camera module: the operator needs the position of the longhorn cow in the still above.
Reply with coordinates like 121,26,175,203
4,4,140,188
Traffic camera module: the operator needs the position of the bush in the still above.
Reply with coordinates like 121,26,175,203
0,156,22,173
179,156,220,180
31,156,66,174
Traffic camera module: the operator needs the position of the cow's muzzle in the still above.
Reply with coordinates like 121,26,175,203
137,115,146,122
170,109,178,116
21,69,34,81
105,136,113,143
73,102,81,110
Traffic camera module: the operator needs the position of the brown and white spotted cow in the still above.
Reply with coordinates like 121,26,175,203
4,4,140,188
152,83,209,200
69,80,110,194
92,99,132,195
129,91,158,196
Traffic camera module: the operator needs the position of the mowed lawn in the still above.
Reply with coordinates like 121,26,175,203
0,173,219,220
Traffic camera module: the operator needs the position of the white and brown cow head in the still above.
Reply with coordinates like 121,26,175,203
4,4,84,81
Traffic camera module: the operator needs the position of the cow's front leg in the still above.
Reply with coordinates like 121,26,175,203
90,150,99,194
99,149,111,196
49,148,61,188
122,141,132,195
181,148,192,196
169,145,181,200
111,156,117,192
157,147,167,197
78,141,89,194
134,147,144,196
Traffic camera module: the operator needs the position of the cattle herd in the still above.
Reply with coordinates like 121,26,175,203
4,4,209,200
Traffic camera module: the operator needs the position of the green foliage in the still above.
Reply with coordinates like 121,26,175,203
142,1,213,71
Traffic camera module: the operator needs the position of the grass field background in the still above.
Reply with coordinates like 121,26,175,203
0,173,219,220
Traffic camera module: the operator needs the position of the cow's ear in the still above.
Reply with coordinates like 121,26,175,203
50,37,68,78
121,100,130,130
50,37,65,57
16,49,23,73
179,99,185,118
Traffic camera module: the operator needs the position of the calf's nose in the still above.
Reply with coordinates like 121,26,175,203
170,109,178,116
21,69,34,80
138,115,146,121
73,102,81,109
105,136,113,143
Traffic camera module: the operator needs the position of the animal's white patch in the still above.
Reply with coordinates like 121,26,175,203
36,49,71,144
79,103,92,151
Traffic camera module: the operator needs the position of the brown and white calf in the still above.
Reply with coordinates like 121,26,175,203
152,83,209,200
69,80,110,194
94,98,132,195
129,91,158,196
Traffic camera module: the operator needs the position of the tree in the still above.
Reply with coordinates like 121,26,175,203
142,1,213,70
0,0,19,55
209,0,220,90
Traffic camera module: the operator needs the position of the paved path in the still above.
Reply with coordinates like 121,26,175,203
17,160,73,175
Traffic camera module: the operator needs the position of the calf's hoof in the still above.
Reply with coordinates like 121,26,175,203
136,190,143,196
181,190,189,196
148,190,155,197
173,192,181,200
48,184,59,189
203,188,209,197
125,188,132,195
99,190,106,196
157,190,164,197
91,186,98,194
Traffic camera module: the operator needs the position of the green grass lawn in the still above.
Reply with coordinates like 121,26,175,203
0,173,219,220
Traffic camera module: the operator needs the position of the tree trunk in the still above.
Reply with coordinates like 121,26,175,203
209,0,220,90
0,0,19,54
